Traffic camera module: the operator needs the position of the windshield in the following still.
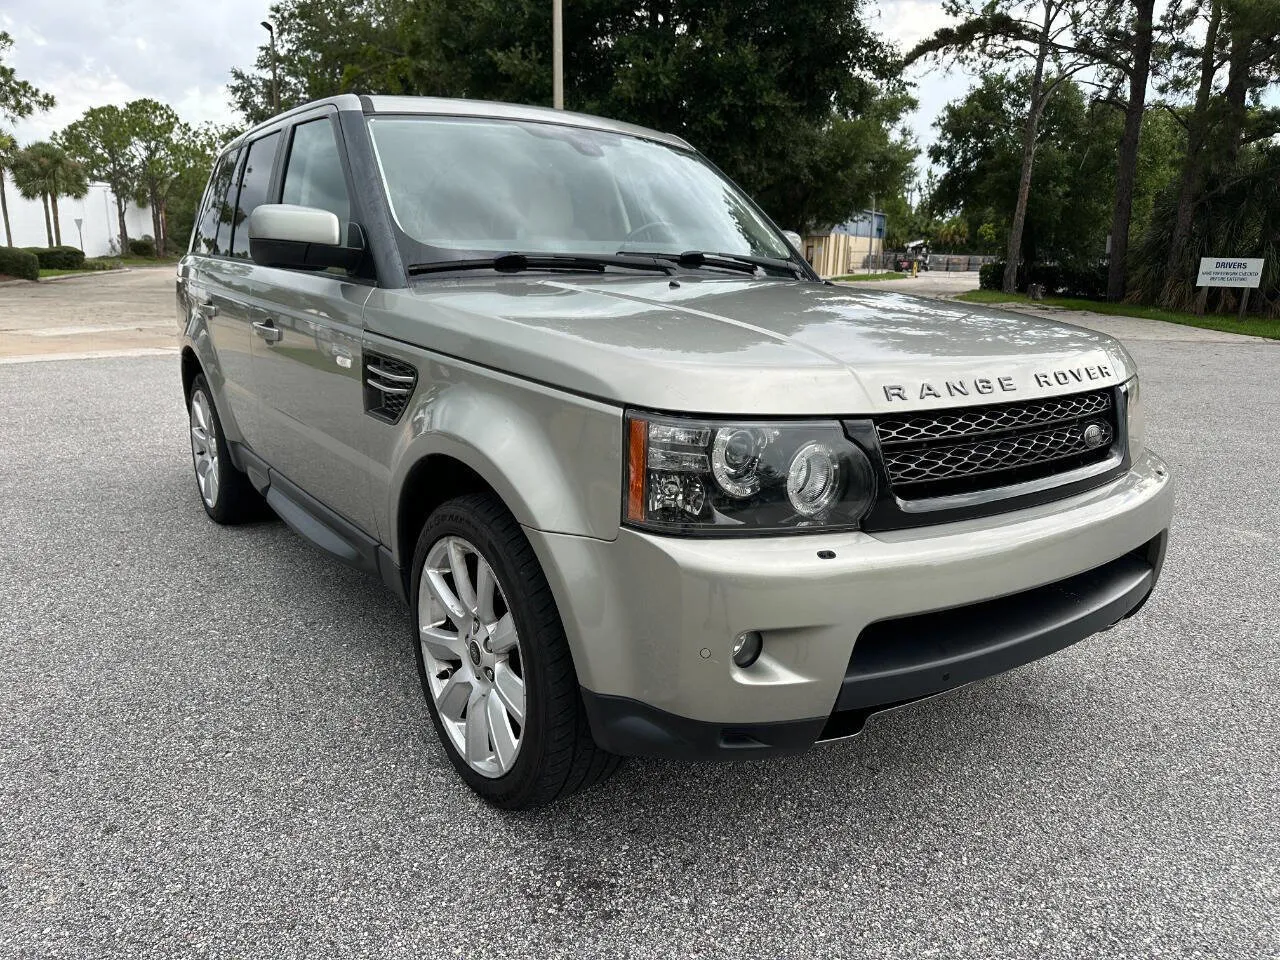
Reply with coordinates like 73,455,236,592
366,115,793,265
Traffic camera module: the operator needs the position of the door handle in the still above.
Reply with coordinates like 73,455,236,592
194,297,218,318
252,320,283,343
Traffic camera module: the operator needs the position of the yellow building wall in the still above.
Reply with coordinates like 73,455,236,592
802,233,884,277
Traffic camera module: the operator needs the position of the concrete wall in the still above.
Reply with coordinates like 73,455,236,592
1,174,152,257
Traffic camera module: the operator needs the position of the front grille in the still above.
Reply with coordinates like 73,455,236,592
363,353,417,423
874,388,1118,500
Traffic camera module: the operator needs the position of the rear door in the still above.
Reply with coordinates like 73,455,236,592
245,109,377,534
185,145,260,445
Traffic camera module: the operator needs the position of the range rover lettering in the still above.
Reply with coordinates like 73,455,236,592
177,96,1172,809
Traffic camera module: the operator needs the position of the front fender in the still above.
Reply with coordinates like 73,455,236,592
380,353,624,558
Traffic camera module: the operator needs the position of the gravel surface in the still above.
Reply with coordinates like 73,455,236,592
1,338,1278,959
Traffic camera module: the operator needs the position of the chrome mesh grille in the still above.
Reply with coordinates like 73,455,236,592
874,389,1117,499
876,392,1111,445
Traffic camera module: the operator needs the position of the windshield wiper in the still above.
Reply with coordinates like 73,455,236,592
619,250,806,279
407,252,674,276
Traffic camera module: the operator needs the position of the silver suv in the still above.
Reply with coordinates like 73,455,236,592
177,96,1172,809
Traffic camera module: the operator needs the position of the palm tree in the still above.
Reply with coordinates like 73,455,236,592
10,141,88,247
0,130,15,246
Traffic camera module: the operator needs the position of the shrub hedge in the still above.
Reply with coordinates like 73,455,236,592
128,237,156,257
22,246,87,270
978,260,1108,300
0,247,40,281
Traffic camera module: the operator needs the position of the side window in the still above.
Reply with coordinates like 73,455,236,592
281,119,350,225
193,148,238,256
213,148,243,256
229,131,282,259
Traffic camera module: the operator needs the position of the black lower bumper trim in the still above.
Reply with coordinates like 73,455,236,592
580,691,825,762
582,534,1167,762
836,534,1164,711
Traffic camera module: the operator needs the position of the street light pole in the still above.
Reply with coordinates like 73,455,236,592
552,0,564,109
261,21,280,114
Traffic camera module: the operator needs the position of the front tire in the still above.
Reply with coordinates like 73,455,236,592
410,494,618,809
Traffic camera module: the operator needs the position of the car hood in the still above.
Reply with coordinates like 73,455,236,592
363,277,1133,415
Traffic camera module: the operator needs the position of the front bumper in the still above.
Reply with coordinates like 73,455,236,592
526,450,1173,760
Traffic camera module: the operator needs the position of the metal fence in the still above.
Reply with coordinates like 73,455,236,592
860,253,999,272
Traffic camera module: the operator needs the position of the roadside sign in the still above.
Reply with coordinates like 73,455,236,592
1196,257,1264,288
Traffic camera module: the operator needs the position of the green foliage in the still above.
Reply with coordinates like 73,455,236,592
10,142,88,246
58,104,143,246
0,245,38,280
1130,140,1280,315
22,246,86,270
979,261,1003,290
929,75,1119,266
128,237,156,257
0,32,54,122
228,0,917,233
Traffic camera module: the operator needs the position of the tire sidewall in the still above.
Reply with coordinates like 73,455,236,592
409,499,556,805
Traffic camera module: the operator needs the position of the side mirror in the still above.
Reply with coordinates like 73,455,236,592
782,230,804,252
248,204,363,271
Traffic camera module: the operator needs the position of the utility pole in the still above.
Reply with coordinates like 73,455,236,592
552,0,564,109
261,21,280,114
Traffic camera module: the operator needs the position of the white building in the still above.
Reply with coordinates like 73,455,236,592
1,173,152,257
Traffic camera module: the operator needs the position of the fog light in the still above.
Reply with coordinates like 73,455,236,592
732,631,763,667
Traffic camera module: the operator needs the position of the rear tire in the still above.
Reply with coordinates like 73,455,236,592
187,373,265,525
410,493,619,809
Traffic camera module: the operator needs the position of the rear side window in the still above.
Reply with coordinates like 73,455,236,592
281,119,350,225
192,149,238,256
229,131,281,259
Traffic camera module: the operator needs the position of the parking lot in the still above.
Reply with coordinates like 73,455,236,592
1,272,1278,958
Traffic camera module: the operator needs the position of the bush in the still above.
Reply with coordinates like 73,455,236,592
128,237,156,257
1057,261,1108,299
82,257,124,271
22,246,86,270
0,246,40,281
979,261,1005,290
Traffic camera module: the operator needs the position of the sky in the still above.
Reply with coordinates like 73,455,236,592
0,0,966,163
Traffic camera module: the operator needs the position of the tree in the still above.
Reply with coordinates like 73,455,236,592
1074,0,1160,300
0,31,54,122
126,99,183,255
1149,0,1280,309
0,31,54,249
0,129,16,246
909,0,1095,292
59,105,141,252
228,0,916,236
229,0,414,124
10,142,88,247
928,74,1123,267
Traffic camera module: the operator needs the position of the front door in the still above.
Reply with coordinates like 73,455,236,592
244,113,378,534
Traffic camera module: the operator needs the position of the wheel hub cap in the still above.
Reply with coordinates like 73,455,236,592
189,389,220,508
417,536,527,779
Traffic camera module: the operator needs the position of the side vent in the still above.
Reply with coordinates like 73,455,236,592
363,352,417,423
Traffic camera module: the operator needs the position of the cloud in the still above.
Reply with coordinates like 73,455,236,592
1,0,269,141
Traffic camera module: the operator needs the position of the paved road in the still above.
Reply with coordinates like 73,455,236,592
2,288,1279,958
0,268,176,361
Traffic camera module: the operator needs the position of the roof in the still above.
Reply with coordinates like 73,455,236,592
229,94,693,152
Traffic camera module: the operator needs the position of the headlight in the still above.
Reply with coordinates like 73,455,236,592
1123,375,1144,459
625,413,877,534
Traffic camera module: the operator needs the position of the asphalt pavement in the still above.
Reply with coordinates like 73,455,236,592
1,314,1278,957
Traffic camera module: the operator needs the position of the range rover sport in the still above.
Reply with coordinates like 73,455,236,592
177,95,1172,809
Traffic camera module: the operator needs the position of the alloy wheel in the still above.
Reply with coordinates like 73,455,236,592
189,389,220,508
418,535,526,778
